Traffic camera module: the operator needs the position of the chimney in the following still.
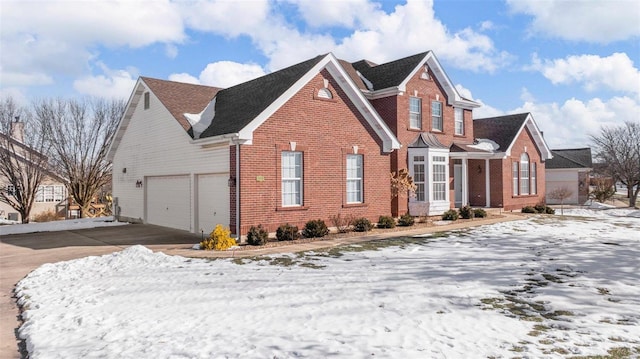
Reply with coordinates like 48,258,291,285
11,116,24,143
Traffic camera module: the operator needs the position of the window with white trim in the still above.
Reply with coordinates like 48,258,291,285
346,154,363,203
432,101,443,131
512,162,519,196
454,108,464,135
144,92,150,110
282,151,303,206
432,156,446,201
413,156,425,201
531,162,537,195
6,184,16,196
409,97,422,129
520,153,530,195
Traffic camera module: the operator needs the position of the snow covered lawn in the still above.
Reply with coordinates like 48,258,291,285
0,216,127,235
16,209,640,358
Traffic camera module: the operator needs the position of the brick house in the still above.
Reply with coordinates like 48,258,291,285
107,51,551,237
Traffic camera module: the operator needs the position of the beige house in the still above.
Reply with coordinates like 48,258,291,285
1,121,67,222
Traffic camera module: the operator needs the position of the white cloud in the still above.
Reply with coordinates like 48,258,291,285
506,0,640,43
531,53,640,95
511,96,640,148
178,0,270,36
287,0,383,28
169,61,266,88
73,63,137,100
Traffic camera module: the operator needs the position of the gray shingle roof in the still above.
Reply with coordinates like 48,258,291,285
473,113,529,152
547,148,592,169
351,52,428,90
200,55,325,138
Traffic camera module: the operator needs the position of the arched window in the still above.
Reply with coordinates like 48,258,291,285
520,153,530,195
317,88,333,99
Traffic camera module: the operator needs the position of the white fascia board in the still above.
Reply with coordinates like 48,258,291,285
503,113,553,160
191,132,242,147
107,79,146,161
449,151,506,160
324,54,401,153
363,87,403,100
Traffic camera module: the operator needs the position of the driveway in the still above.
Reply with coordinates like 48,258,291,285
0,224,200,359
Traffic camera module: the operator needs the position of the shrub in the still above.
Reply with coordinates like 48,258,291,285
247,225,269,246
352,217,373,232
302,219,329,238
31,209,60,223
276,223,300,241
521,206,536,213
590,178,615,203
442,209,459,221
397,213,415,226
200,224,236,250
534,204,546,214
329,213,354,233
458,205,475,219
377,215,396,229
545,206,555,215
473,208,487,218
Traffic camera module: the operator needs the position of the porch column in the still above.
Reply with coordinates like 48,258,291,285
462,158,469,206
485,159,491,207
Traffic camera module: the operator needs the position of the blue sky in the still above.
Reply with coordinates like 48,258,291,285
1,0,639,149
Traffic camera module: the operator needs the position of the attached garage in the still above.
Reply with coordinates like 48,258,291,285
196,173,230,235
146,175,191,231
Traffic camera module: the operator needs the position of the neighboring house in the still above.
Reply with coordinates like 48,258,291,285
545,148,592,205
107,51,552,237
0,122,67,222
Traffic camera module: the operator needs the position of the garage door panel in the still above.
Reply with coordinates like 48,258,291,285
147,176,191,231
197,174,230,235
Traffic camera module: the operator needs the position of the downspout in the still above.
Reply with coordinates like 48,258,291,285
235,142,241,241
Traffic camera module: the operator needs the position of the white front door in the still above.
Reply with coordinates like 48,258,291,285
454,164,463,207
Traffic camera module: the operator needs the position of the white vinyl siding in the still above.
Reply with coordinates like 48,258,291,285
282,151,303,206
409,97,422,129
432,156,446,201
454,108,464,135
431,101,443,132
346,154,363,203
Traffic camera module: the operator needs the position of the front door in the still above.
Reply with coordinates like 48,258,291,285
454,164,462,207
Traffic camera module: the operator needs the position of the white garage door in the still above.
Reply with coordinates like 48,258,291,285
197,173,230,235
146,175,191,231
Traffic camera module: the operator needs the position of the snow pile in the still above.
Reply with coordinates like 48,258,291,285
16,209,640,358
0,216,127,236
468,138,499,152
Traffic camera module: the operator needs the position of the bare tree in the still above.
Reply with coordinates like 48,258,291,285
34,98,124,218
548,186,573,215
0,97,51,223
590,121,640,208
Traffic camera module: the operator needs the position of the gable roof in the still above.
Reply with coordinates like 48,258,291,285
142,77,222,135
351,51,480,109
547,148,592,169
200,55,325,138
473,113,553,160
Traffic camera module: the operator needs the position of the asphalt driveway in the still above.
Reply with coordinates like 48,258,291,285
0,224,200,359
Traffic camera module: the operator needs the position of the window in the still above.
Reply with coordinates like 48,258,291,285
54,186,65,202
281,151,303,206
413,156,425,201
43,186,54,202
512,162,519,196
431,101,443,131
531,162,537,195
520,153,530,195
409,97,422,129
432,156,447,201
6,185,16,196
144,92,150,110
454,108,464,135
35,186,44,202
346,154,363,203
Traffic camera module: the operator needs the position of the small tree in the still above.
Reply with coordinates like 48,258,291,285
590,177,616,203
390,168,416,198
548,186,573,215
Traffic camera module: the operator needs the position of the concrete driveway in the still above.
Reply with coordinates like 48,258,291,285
0,224,200,359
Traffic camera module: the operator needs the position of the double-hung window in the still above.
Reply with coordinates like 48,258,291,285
432,156,447,201
432,101,443,131
531,162,537,195
413,156,425,201
409,97,422,129
282,151,303,206
6,185,16,196
520,153,530,195
454,108,464,135
512,162,519,196
346,154,363,203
